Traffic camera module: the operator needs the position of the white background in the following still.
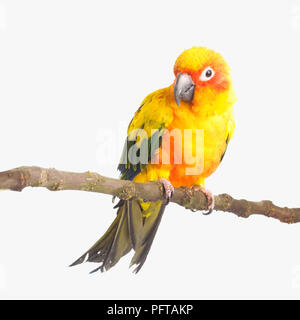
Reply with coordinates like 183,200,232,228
0,0,300,299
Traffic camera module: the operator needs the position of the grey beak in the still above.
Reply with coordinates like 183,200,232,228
174,72,195,106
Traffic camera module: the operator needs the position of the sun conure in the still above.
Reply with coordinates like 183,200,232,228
71,46,236,273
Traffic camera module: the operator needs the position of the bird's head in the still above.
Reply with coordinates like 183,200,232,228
173,47,234,110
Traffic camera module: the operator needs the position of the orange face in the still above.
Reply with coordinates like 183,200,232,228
175,61,230,91
173,47,232,107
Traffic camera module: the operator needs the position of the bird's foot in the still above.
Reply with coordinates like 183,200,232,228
158,178,174,204
194,185,215,215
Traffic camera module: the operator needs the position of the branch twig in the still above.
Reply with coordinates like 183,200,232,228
0,166,298,224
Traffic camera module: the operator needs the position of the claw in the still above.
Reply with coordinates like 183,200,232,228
158,178,174,204
194,185,215,215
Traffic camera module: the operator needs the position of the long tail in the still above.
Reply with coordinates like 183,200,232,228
70,199,165,273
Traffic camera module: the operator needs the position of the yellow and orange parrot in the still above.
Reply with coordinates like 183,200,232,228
71,47,236,273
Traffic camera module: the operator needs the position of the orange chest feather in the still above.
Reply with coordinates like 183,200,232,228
153,106,231,187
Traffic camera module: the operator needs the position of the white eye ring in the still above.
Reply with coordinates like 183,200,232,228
199,67,215,81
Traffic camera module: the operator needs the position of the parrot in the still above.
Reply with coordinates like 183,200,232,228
70,46,236,273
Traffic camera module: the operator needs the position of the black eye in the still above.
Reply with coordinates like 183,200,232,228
206,69,212,77
199,67,215,81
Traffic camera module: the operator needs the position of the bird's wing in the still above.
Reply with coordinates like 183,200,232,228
220,111,235,162
118,88,173,181
226,112,235,144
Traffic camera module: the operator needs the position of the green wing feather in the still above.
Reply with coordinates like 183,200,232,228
71,88,173,273
118,88,173,181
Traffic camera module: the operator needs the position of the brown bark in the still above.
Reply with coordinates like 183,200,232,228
0,166,299,223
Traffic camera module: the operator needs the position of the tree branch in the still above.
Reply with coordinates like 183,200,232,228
0,166,298,224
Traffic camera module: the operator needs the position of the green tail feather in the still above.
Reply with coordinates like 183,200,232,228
70,199,165,273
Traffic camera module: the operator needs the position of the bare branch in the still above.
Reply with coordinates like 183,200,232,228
0,166,299,223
